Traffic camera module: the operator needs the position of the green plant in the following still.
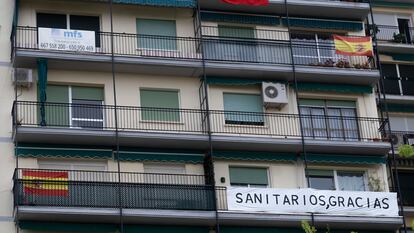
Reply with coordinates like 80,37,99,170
398,144,414,158
301,221,317,233
336,58,351,68
368,176,383,192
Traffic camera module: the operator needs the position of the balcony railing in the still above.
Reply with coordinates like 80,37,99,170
13,101,384,142
382,77,414,96
376,25,414,45
13,168,215,210
14,26,375,69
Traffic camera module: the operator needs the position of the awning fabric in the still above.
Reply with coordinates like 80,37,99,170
115,151,204,163
381,103,414,113
296,83,373,94
16,145,113,159
383,53,414,62
125,225,210,233
18,221,118,233
303,154,386,165
214,151,296,162
282,18,363,31
113,0,196,7
200,12,280,25
37,58,48,126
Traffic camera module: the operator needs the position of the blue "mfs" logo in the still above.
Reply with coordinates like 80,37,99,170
63,30,82,38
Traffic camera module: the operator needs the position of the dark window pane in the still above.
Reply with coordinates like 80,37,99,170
402,80,414,96
384,79,401,95
309,176,335,190
381,64,398,79
398,171,414,206
70,15,101,47
399,65,414,80
37,13,67,29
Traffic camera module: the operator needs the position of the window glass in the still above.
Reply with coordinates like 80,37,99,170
136,19,177,50
337,171,366,191
44,85,70,126
71,86,104,128
229,167,268,187
398,171,414,206
399,65,414,80
37,13,67,29
308,170,335,190
69,15,101,47
140,89,180,122
381,64,398,79
223,93,264,125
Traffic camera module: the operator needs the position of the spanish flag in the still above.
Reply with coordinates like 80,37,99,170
333,35,373,57
221,0,269,6
23,170,69,196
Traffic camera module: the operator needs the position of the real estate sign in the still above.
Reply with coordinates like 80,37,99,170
38,27,96,52
227,187,398,217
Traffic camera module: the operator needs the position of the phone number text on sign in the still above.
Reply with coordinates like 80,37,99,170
38,28,96,53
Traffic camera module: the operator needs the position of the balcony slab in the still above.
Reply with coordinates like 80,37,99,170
378,42,414,55
218,211,403,230
381,94,414,105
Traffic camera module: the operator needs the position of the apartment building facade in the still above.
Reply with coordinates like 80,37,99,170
0,0,407,232
371,0,414,231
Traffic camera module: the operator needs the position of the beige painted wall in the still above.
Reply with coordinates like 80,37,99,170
18,0,195,36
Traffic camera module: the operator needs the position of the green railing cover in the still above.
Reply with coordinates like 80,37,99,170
116,151,204,163
200,12,280,26
296,83,373,94
19,221,117,232
125,225,210,233
304,154,386,165
113,0,196,7
16,145,113,159
282,18,363,31
214,151,296,162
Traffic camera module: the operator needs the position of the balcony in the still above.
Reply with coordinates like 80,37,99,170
199,0,370,20
13,101,390,154
381,77,414,103
14,26,379,85
376,25,414,54
14,168,216,224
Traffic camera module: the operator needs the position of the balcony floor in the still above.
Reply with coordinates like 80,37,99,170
16,206,402,230
15,126,391,155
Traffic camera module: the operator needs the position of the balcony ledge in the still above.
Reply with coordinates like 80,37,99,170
381,94,414,104
378,42,414,54
218,211,403,230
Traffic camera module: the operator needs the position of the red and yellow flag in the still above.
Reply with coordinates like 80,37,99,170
23,170,69,196
221,0,269,6
333,35,373,57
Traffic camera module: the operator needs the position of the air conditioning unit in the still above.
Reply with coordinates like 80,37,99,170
262,82,288,109
390,133,403,146
12,68,33,88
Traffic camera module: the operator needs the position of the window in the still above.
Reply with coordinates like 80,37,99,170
218,25,255,39
299,99,359,140
381,64,400,95
380,64,414,96
136,19,177,50
223,93,264,125
216,25,257,62
398,171,414,206
291,32,342,65
140,89,180,122
36,13,101,47
45,85,104,128
144,163,187,184
397,18,412,44
229,167,268,187
39,160,107,171
308,169,366,191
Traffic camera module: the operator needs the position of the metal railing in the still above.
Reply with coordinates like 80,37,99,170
382,76,414,96
376,25,414,44
14,101,384,142
13,168,215,210
15,26,375,69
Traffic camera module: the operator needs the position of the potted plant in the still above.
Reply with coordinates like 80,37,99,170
398,144,414,158
323,59,335,67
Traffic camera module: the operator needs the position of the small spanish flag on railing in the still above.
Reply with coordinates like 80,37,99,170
221,0,269,6
333,35,374,57
23,170,69,196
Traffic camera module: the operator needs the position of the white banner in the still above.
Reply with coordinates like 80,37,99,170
38,27,96,52
227,187,399,217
